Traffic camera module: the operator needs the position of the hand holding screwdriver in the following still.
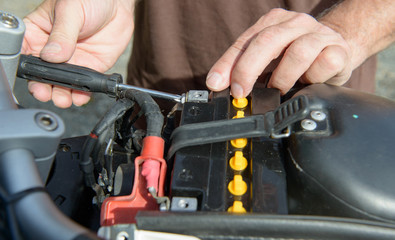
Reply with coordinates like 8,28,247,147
22,0,135,108
17,55,184,103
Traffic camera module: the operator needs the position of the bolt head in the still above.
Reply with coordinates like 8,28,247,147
311,111,326,121
35,113,58,131
0,12,19,29
177,199,189,208
301,119,317,131
116,231,129,240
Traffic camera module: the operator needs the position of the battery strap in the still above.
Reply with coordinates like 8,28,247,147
168,95,309,159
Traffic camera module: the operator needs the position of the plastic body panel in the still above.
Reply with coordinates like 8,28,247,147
286,84,395,223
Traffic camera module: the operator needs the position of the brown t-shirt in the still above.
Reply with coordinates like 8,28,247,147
127,0,376,95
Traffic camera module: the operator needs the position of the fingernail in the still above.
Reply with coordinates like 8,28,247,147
41,42,62,54
231,83,244,99
206,72,222,90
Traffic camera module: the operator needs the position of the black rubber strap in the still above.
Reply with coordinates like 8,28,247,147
168,95,309,159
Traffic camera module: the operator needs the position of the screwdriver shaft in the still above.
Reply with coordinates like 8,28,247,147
118,84,183,102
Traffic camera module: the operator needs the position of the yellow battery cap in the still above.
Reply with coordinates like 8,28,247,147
232,97,248,109
230,151,248,171
231,138,247,148
227,201,246,213
228,175,247,196
232,110,245,119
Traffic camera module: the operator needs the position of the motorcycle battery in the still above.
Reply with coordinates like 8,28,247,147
170,85,288,213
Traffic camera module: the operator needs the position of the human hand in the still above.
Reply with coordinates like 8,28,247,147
22,0,134,108
206,8,352,98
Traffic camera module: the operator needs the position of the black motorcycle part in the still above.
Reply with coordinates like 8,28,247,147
46,136,100,231
168,93,309,159
136,211,395,240
170,90,230,211
286,84,395,223
170,87,288,213
113,163,135,196
0,148,100,240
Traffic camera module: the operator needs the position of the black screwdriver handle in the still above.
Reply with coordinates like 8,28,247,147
17,54,122,97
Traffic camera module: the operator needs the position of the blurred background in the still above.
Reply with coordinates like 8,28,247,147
2,1,395,137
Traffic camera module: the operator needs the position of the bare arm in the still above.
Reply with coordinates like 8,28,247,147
320,0,395,69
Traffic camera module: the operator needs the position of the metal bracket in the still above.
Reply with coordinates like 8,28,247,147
171,197,198,212
98,224,137,240
185,90,209,103
0,109,65,181
0,11,25,91
148,187,171,211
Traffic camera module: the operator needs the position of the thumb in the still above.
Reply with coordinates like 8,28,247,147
40,1,84,63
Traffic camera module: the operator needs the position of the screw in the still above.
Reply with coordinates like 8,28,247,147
311,111,326,121
0,12,19,29
188,106,201,116
301,119,317,131
194,92,203,98
59,144,70,152
35,113,58,131
177,199,189,208
116,231,129,240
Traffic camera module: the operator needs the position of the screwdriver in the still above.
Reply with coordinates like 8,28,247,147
17,54,185,103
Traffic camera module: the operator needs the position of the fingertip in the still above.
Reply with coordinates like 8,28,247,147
28,81,52,102
53,97,73,109
40,42,62,60
40,41,74,63
230,82,245,99
40,5,82,63
206,72,228,91
52,87,73,108
206,45,240,92
72,91,91,107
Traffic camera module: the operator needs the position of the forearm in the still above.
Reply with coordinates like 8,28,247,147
319,0,395,69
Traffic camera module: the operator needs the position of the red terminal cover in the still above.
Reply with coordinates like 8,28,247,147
100,136,166,226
